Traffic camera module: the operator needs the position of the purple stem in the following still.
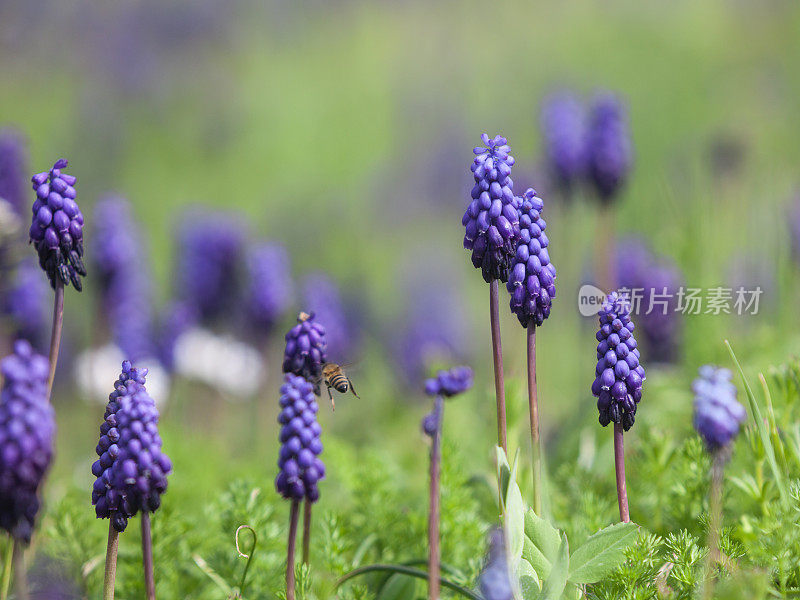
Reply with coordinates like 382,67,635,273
614,423,630,522
103,521,119,600
142,513,156,600
46,281,64,400
302,501,311,565
12,541,27,600
286,501,300,600
527,324,542,515
489,280,507,452
702,450,725,600
427,395,443,600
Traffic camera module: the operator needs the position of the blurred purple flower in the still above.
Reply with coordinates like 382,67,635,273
3,259,49,351
586,92,633,202
245,242,293,338
540,91,587,192
156,300,198,372
301,272,359,359
0,128,28,216
693,366,745,452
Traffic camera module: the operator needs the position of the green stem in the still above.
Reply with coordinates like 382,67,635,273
46,281,65,400
302,501,311,566
142,513,156,600
489,280,507,452
527,324,542,515
103,521,119,600
1,536,13,600
337,564,481,600
286,501,300,600
12,541,27,600
701,450,725,600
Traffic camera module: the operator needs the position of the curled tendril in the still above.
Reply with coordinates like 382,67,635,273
235,525,257,594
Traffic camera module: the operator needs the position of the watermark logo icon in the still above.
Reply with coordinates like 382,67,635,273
578,284,606,316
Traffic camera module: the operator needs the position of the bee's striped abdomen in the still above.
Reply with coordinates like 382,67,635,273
329,373,349,393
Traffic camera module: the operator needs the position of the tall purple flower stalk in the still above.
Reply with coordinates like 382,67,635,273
3,259,49,352
0,340,54,598
462,134,521,452
174,208,245,325
0,129,28,216
591,292,645,522
506,188,556,515
275,374,325,600
616,238,683,364
301,273,358,360
693,366,745,600
244,242,293,340
540,91,587,195
422,366,473,600
92,361,171,600
92,197,155,362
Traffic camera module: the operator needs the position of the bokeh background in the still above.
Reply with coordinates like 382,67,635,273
2,0,800,596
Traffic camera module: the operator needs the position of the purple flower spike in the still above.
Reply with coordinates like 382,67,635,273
424,366,474,398
0,340,54,543
0,128,28,216
506,189,556,327
92,197,155,361
91,362,171,532
479,529,513,600
275,374,325,503
282,312,328,394
4,259,49,351
245,242,293,337
693,366,746,452
29,159,86,290
540,91,587,191
462,134,521,283
592,292,645,431
586,93,633,202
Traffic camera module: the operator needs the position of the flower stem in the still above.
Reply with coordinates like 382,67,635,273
527,324,542,515
427,395,444,600
702,450,725,600
141,513,156,600
302,501,312,565
1,536,12,600
614,423,630,522
286,500,300,600
489,280,507,452
46,280,65,399
12,540,27,600
103,521,119,600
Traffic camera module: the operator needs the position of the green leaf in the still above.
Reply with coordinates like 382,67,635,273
539,533,569,600
518,558,541,600
525,510,561,562
567,522,638,584
496,446,511,508
337,564,482,600
523,534,550,582
725,340,789,506
377,573,417,600
504,474,525,566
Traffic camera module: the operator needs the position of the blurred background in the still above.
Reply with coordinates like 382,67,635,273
2,0,800,595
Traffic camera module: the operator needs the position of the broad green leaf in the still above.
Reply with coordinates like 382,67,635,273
726,341,789,506
539,533,569,600
524,510,561,562
567,522,638,584
523,533,550,581
496,446,511,508
377,573,417,600
518,558,541,600
504,476,525,566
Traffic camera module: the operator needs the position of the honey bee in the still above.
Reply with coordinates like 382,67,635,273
320,363,359,411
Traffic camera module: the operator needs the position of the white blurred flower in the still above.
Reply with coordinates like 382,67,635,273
76,344,171,405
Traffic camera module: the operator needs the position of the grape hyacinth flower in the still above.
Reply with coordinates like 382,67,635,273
174,209,245,324
302,272,359,360
586,93,632,203
693,366,745,599
275,374,325,600
422,366,473,600
92,197,156,362
244,242,293,339
591,292,645,522
462,134,520,452
479,529,514,600
506,187,556,515
4,259,49,352
282,312,327,395
92,361,171,600
540,91,587,195
0,129,28,216
0,340,54,598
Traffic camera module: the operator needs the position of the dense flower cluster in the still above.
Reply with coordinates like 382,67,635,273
591,292,646,431
0,128,27,216
586,93,632,202
616,238,683,364
29,159,86,290
507,189,556,327
92,197,155,361
540,92,587,191
424,366,474,398
693,366,746,451
479,529,513,600
302,272,358,359
462,134,521,283
282,312,328,394
0,340,54,543
3,259,48,351
245,242,293,337
175,209,244,323
92,362,171,532
275,374,325,503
